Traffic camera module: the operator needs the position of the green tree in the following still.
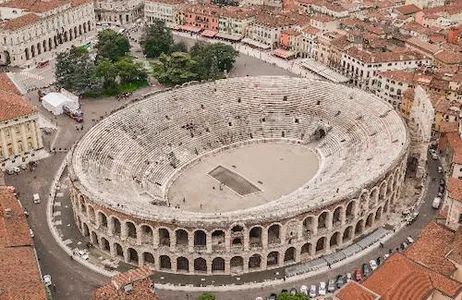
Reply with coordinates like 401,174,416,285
114,57,148,84
95,59,118,90
155,52,198,85
278,292,308,300
55,46,98,94
190,42,238,80
95,29,130,62
169,41,188,54
142,20,174,58
196,292,215,300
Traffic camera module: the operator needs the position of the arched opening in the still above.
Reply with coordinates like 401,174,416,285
318,211,328,230
384,200,389,213
91,231,99,246
300,243,312,261
330,232,340,248
79,24,82,35
48,38,52,50
82,223,90,237
230,256,244,273
31,45,35,58
303,216,314,237
379,182,387,201
267,251,279,267
231,225,244,234
87,20,91,31
69,29,73,40
143,253,155,267
25,48,30,60
212,257,225,273
284,247,296,264
194,257,207,273
343,226,353,242
194,230,207,248
98,212,108,229
80,196,86,213
346,201,355,220
126,221,137,239
74,27,77,38
175,229,189,247
366,213,374,228
268,224,281,244
248,254,262,269
159,228,170,247
101,237,110,252
232,237,242,247
176,257,189,272
77,216,82,230
375,207,382,221
128,248,138,265
114,243,123,258
112,217,121,236
230,225,244,248
160,255,171,270
88,206,95,224
369,188,378,209
211,230,225,250
249,226,262,248
141,225,153,244
315,237,326,254
42,40,47,52
355,219,364,236
332,206,342,226
316,128,326,139
360,192,368,208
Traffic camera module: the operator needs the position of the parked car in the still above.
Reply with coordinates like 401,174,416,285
29,229,34,238
300,285,308,295
440,179,445,186
5,168,14,175
384,253,390,260
336,275,345,288
256,297,263,300
362,263,371,277
431,152,438,160
401,242,409,250
432,197,442,209
327,279,336,292
437,166,443,173
33,193,41,204
267,293,277,300
43,274,52,286
406,236,415,244
289,288,297,295
318,282,326,296
354,269,362,281
369,259,378,271
309,285,316,298
346,272,352,282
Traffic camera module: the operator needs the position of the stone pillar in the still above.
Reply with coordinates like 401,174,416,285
243,257,249,273
10,126,19,155
153,228,159,249
154,255,160,270
243,229,249,251
312,217,318,235
188,259,194,274
225,232,230,252
188,233,194,252
171,257,177,272
35,120,43,149
121,222,128,241
110,242,117,256
138,252,144,267
136,226,142,246
206,232,212,253
107,218,114,237
280,225,286,245
0,129,9,159
224,259,230,274
327,212,333,231
123,249,129,263
262,228,268,249
20,124,29,152
207,260,212,275
262,254,268,270
298,222,304,242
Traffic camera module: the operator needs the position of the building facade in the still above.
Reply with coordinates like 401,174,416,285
94,0,143,25
144,0,183,28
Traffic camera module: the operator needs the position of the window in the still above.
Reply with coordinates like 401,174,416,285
459,214,462,224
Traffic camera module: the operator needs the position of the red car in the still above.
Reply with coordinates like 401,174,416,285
354,269,363,281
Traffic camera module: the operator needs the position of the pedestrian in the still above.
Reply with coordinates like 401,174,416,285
53,284,56,292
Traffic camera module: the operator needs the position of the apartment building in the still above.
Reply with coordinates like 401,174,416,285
144,0,183,28
94,0,143,25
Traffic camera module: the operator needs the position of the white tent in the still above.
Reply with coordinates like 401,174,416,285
41,90,79,115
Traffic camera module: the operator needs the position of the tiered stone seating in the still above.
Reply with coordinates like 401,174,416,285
71,76,408,222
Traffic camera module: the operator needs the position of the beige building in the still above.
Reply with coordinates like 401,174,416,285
0,74,44,170
218,7,255,37
0,0,95,67
144,0,183,28
95,0,143,25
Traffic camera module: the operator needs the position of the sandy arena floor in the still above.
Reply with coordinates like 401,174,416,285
167,142,319,213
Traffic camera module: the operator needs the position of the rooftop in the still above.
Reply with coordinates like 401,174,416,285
335,281,380,300
0,13,40,30
0,90,37,122
448,177,462,203
0,73,22,95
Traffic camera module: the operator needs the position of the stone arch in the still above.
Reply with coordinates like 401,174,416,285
140,225,153,244
249,226,262,248
175,229,189,247
143,252,155,267
360,191,368,208
315,237,326,254
343,226,353,242
114,243,123,258
318,211,329,230
90,231,99,246
284,247,296,264
194,257,207,273
375,206,383,222
267,251,279,267
230,256,244,272
366,212,374,228
330,231,340,248
128,248,138,265
112,217,121,236
211,230,225,250
379,181,387,201
158,228,170,247
194,230,207,248
300,243,312,261
212,257,225,273
101,237,110,252
97,211,108,229
332,206,343,226
176,257,189,272
346,200,355,220
248,254,262,269
302,216,314,237
82,222,89,237
369,187,379,209
79,195,86,213
384,200,389,213
355,219,364,236
126,221,137,239
268,224,281,244
160,255,171,270
87,205,96,223
230,224,244,248
387,175,394,194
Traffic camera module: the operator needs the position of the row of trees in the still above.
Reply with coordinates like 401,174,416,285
56,29,147,96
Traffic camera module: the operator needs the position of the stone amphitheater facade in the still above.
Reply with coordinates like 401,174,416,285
68,76,409,275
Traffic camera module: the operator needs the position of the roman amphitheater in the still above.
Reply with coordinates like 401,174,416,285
68,76,409,276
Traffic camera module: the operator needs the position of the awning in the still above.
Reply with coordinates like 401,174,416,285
272,48,297,59
300,59,350,83
201,30,217,38
241,38,271,50
215,32,243,42
177,25,202,33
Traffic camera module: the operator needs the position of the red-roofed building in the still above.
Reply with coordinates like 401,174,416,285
335,281,380,300
446,178,462,231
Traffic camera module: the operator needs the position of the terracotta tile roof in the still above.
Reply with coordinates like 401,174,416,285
93,267,160,300
376,70,415,84
0,74,22,95
362,253,462,300
435,50,462,65
0,0,68,12
0,187,47,300
0,90,37,122
404,222,457,276
336,281,380,300
406,36,441,55
439,121,459,133
447,228,462,266
448,177,462,203
346,47,425,64
0,13,41,30
396,4,422,15
445,132,462,164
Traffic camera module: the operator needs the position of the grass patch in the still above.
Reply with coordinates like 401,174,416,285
119,80,149,93
83,80,149,99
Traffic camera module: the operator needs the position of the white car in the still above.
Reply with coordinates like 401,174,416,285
309,285,317,298
43,274,52,286
431,153,438,160
78,249,89,260
33,193,41,204
432,197,442,209
30,229,34,238
255,297,263,300
300,285,308,295
384,254,390,260
318,282,327,296
346,272,352,282
406,236,415,244
369,259,378,271
437,166,443,173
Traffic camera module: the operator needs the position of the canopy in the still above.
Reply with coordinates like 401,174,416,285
41,91,79,115
273,48,297,59
241,38,271,50
201,30,217,38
